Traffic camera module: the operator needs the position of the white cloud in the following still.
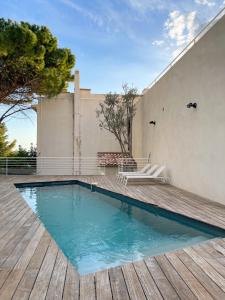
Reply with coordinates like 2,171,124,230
152,40,165,46
60,0,104,27
165,11,186,46
186,11,199,41
125,0,166,12
164,10,199,57
195,0,216,7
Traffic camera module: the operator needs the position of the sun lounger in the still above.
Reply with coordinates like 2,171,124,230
124,166,166,185
117,163,151,181
119,164,158,183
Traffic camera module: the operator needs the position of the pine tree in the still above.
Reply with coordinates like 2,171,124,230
0,123,16,156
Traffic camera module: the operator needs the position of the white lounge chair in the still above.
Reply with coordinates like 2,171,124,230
120,164,158,184
117,163,151,181
124,165,166,185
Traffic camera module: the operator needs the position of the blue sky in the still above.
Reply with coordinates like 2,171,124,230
1,0,224,148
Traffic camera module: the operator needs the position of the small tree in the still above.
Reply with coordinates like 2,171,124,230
0,123,16,156
96,84,138,156
0,18,75,123
28,143,37,157
122,84,138,155
13,143,37,157
14,145,29,157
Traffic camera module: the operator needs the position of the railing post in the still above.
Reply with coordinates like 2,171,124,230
104,159,106,175
5,158,8,176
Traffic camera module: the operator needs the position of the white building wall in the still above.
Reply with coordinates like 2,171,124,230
80,94,121,157
37,93,74,175
36,88,121,175
132,98,143,158
140,15,225,204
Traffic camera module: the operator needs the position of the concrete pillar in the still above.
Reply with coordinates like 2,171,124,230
73,70,81,175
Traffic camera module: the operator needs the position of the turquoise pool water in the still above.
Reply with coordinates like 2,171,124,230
18,182,225,275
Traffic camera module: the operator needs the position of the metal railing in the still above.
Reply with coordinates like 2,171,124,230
36,157,106,176
117,158,150,173
0,157,105,176
0,157,37,175
0,157,150,176
145,7,225,92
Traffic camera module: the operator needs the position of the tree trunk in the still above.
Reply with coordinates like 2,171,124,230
127,117,132,156
115,133,126,154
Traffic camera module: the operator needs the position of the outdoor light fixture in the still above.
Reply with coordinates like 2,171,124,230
149,121,156,126
187,102,197,109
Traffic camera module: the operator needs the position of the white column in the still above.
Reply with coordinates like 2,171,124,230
73,70,82,175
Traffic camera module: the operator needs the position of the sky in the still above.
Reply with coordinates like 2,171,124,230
1,0,224,149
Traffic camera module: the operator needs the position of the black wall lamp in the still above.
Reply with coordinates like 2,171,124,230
187,102,197,109
149,121,156,126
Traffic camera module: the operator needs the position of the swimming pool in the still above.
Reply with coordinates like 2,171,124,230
17,180,225,275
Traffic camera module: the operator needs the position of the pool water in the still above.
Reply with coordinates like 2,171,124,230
18,182,225,275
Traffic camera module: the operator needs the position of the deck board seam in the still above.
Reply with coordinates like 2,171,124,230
176,250,225,300
156,255,197,299
13,233,52,300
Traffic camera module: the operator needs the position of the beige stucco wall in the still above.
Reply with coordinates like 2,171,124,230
132,97,143,158
80,93,121,157
37,93,74,157
141,15,225,204
36,90,121,175
37,93,74,174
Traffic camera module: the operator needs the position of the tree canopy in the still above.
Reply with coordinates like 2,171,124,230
96,84,138,155
0,123,16,156
0,18,75,123
13,143,37,157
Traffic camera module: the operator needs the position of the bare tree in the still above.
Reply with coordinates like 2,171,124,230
96,84,138,155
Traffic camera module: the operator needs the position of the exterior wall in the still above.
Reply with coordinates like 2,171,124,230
132,97,143,158
80,94,120,157
37,93,74,175
37,93,74,157
141,16,225,204
36,88,120,175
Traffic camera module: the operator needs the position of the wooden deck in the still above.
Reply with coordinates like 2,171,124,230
1,175,225,299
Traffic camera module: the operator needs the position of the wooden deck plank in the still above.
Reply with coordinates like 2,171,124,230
0,196,26,221
0,206,31,240
166,252,213,300
0,219,41,289
133,260,163,300
12,231,51,300
0,199,28,224
122,263,146,300
46,250,68,300
210,239,225,257
0,224,45,300
63,263,79,300
80,273,96,300
108,266,130,300
183,247,225,292
28,239,58,300
176,249,225,300
95,269,113,300
193,243,225,277
0,215,39,267
144,257,180,300
155,255,197,300
0,213,35,256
